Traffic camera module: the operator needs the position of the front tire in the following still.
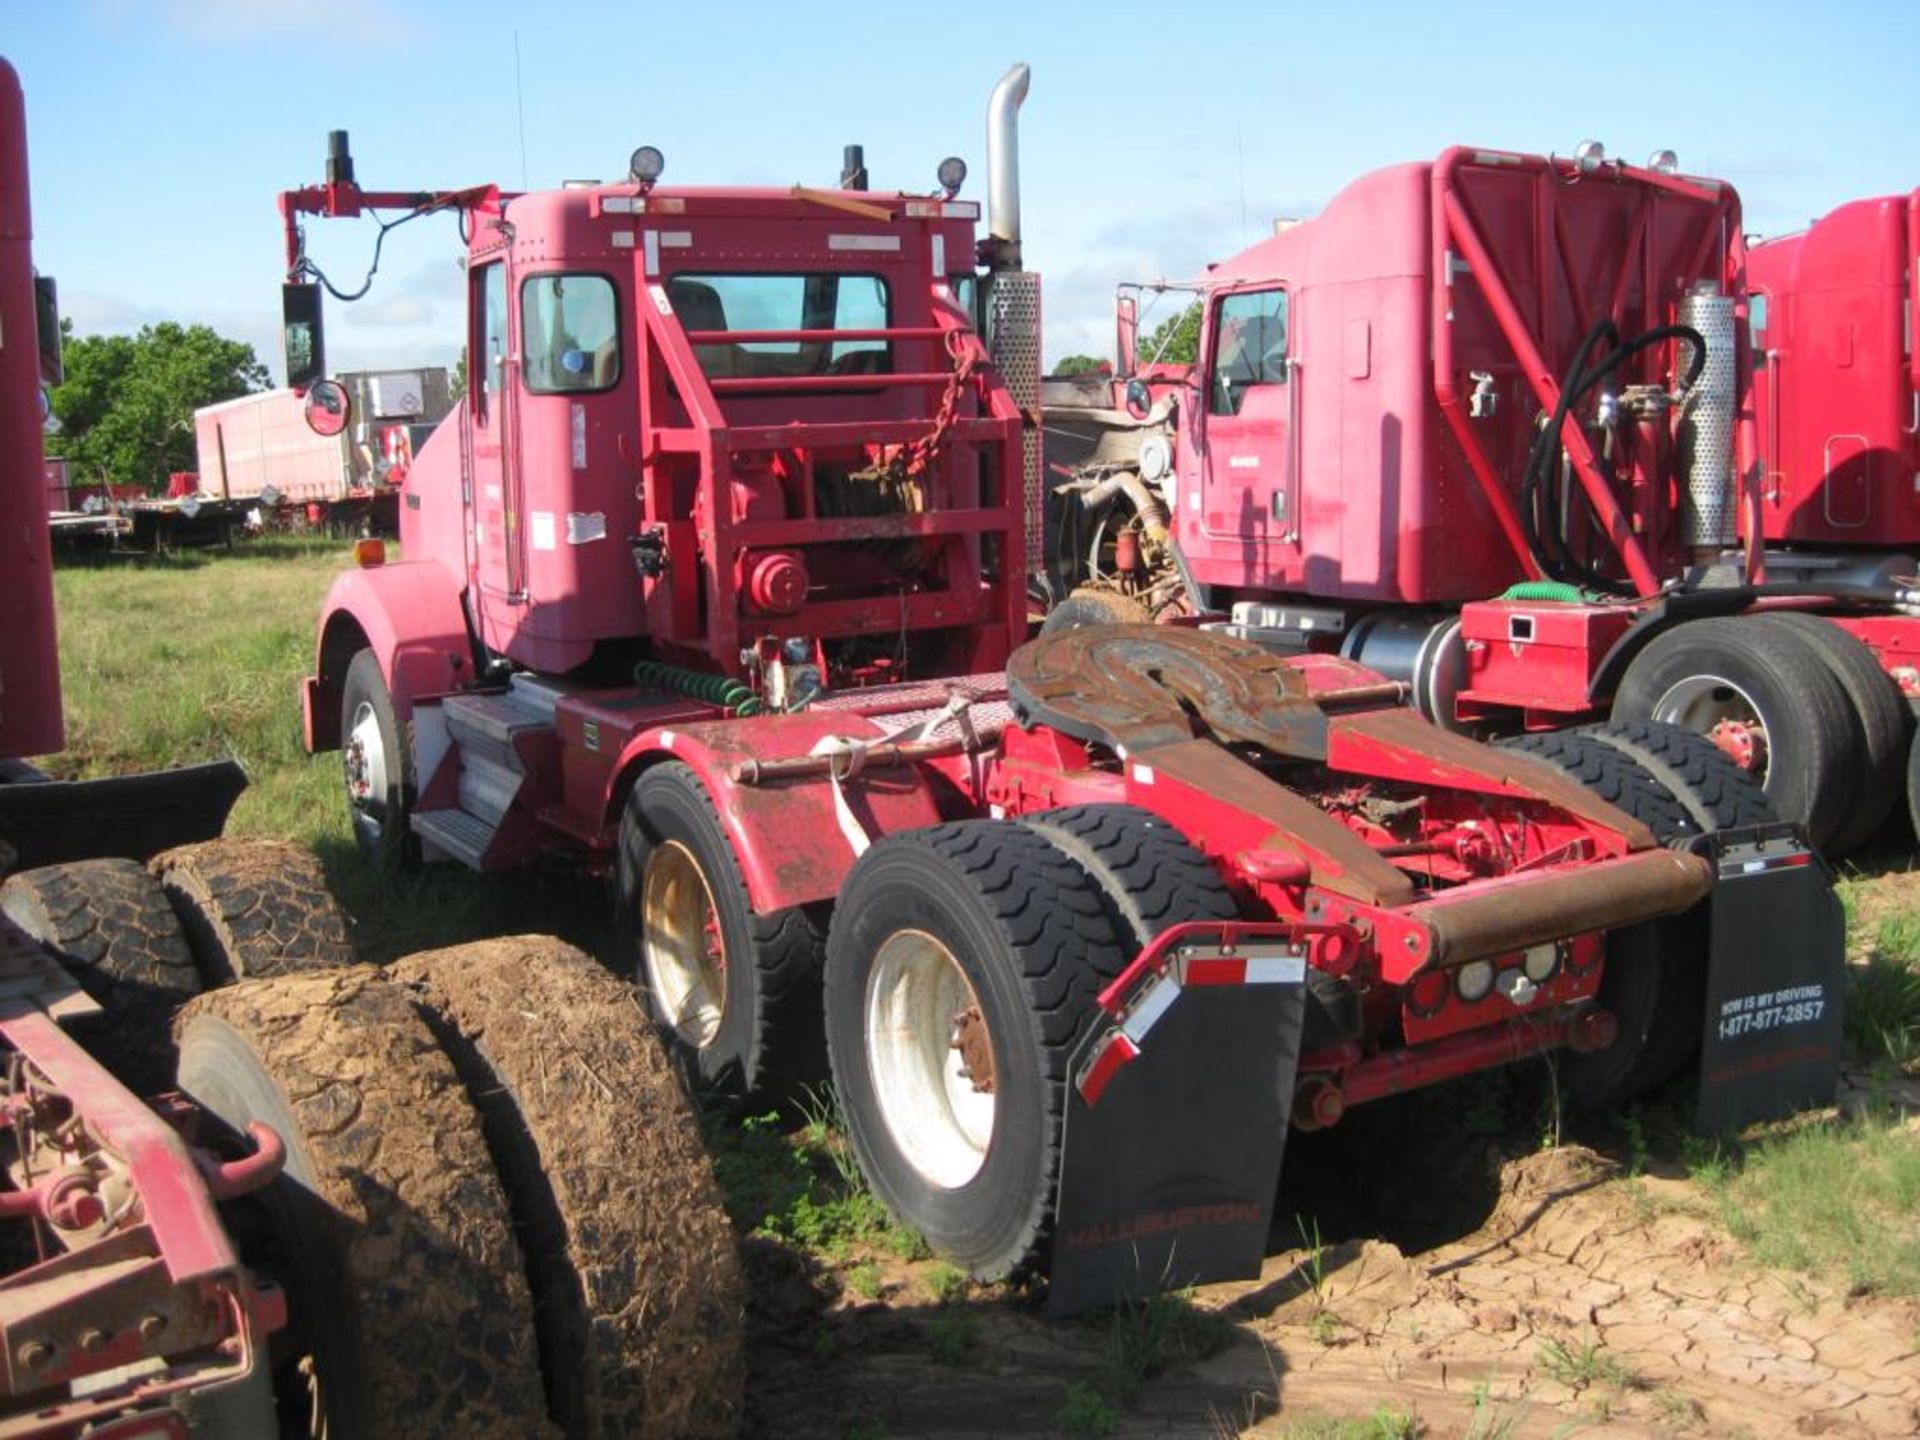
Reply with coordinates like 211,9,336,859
339,648,417,870
615,761,826,1102
824,822,1130,1279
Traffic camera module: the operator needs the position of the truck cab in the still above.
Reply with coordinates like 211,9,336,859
1749,188,1920,546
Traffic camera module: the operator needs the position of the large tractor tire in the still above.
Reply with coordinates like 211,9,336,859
1500,721,1774,1110
615,760,826,1103
340,648,418,870
1611,615,1859,852
1749,612,1907,855
151,838,356,985
823,821,1132,1280
0,857,200,1092
175,968,551,1439
1039,586,1153,636
392,937,744,1440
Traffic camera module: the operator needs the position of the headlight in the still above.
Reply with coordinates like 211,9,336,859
1138,434,1172,483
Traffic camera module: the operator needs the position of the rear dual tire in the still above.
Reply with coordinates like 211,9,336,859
1613,613,1905,855
824,808,1231,1280
615,760,827,1104
1500,720,1774,1109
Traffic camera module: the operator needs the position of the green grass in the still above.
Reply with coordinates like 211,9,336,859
1054,1381,1120,1438
1700,1113,1920,1296
1536,1337,1644,1392
45,538,603,962
1850,915,1920,1068
1276,1409,1419,1440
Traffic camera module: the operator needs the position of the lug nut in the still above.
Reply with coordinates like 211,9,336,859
138,1313,168,1342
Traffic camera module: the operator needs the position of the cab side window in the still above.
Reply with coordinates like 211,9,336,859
1209,288,1289,416
523,274,620,393
476,262,509,413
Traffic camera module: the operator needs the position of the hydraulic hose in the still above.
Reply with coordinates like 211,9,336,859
632,661,765,717
1522,320,1707,593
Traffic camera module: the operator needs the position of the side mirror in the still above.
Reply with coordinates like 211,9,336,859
33,274,62,386
1124,377,1152,419
1116,294,1138,378
283,282,326,392
303,378,351,437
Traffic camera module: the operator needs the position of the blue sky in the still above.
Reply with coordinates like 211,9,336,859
9,0,1917,377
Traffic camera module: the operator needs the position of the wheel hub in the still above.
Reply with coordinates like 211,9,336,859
1650,673,1771,785
344,702,387,813
1707,717,1766,774
641,840,728,1048
865,930,994,1189
950,1004,996,1094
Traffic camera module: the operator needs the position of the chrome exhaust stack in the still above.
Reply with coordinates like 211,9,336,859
986,62,1029,271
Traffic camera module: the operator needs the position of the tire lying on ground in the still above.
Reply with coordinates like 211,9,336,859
175,967,553,1440
392,936,744,1440
615,759,827,1104
151,837,356,985
1500,721,1776,1109
1747,612,1908,855
1610,615,1859,852
824,821,1132,1281
0,857,199,1092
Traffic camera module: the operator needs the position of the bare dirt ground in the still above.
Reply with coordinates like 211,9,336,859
742,850,1920,1440
746,1135,1919,1439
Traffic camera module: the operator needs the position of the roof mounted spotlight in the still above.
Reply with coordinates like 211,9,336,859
1646,148,1680,175
1573,139,1606,174
629,145,665,192
936,155,967,198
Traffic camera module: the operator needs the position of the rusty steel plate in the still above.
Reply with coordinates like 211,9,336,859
1007,624,1329,759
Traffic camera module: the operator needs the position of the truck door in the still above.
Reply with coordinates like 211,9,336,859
466,256,526,628
1198,287,1294,558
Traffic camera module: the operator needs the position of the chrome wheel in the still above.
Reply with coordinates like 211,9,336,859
343,699,390,834
1650,674,1771,782
641,840,727,1048
864,929,994,1189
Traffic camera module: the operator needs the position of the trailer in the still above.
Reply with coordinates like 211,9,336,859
0,55,742,1437
1046,146,1920,860
289,78,1845,1313
191,368,451,537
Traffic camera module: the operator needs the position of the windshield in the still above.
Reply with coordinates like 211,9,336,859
666,272,891,380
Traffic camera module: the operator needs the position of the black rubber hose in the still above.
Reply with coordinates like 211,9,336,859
1524,322,1708,593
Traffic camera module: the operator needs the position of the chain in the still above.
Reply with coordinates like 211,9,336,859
861,329,979,486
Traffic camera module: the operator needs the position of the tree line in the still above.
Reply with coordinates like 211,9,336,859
46,320,268,492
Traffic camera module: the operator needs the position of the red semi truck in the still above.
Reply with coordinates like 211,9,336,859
0,56,741,1437
290,78,1844,1311
1046,146,1920,860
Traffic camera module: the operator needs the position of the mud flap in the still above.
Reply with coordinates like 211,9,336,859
0,761,247,871
1049,926,1307,1318
1691,824,1846,1134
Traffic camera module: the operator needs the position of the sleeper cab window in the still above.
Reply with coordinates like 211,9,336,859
523,273,621,394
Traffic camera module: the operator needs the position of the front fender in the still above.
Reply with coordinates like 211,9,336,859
608,714,946,913
305,559,473,750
